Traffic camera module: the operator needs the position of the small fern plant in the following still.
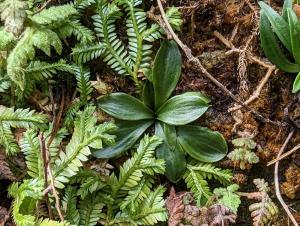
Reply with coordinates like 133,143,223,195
72,0,182,90
0,105,47,155
0,0,93,99
183,161,233,207
8,106,116,226
62,135,168,226
227,137,259,170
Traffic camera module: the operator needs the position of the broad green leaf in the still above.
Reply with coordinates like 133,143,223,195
293,72,300,93
142,81,155,109
97,92,154,120
161,123,177,151
93,120,153,158
177,125,228,162
287,9,300,64
260,10,300,73
157,92,210,125
153,40,182,109
259,1,292,52
155,123,186,182
282,0,292,21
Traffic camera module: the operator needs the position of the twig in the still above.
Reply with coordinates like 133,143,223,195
156,0,282,127
40,135,64,221
237,191,263,200
48,163,64,221
267,143,300,166
33,0,54,15
213,31,276,112
40,134,53,219
274,130,298,226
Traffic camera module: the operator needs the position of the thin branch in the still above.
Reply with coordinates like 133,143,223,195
268,143,300,166
155,0,282,127
213,31,276,112
40,134,53,219
274,130,298,226
33,0,54,15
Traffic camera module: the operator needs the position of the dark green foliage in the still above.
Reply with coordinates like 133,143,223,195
259,0,300,92
95,41,228,182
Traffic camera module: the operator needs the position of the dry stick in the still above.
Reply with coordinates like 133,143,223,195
268,143,300,166
274,130,298,226
156,0,282,127
33,0,54,15
40,135,64,222
40,134,53,219
212,31,276,112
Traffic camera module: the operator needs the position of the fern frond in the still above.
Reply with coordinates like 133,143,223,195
63,186,80,225
53,106,116,188
213,184,241,214
93,2,133,76
7,27,63,89
79,194,104,226
110,135,164,198
116,186,167,225
20,129,43,178
0,71,11,92
144,7,182,42
72,43,104,64
120,176,153,212
187,163,232,186
116,0,150,74
39,219,71,226
0,107,47,128
30,4,77,26
183,165,212,206
74,66,93,103
0,0,27,35
25,60,74,81
75,0,96,12
0,28,16,50
77,176,106,199
0,122,19,155
63,100,83,129
8,179,43,226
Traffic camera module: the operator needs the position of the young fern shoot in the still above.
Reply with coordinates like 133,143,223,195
72,0,182,91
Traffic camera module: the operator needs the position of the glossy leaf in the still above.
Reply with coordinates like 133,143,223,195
157,92,210,125
260,10,300,73
93,120,153,158
161,123,177,151
293,72,300,93
155,123,186,182
142,81,155,109
259,1,292,52
177,125,228,162
282,0,292,21
287,9,300,65
153,40,182,109
97,92,154,120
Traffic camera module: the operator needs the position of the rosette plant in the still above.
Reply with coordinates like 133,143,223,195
259,0,300,92
93,41,228,182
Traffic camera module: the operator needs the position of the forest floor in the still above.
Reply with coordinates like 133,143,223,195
167,0,300,225
1,0,300,225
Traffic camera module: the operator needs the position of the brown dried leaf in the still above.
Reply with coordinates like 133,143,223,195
166,187,185,226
